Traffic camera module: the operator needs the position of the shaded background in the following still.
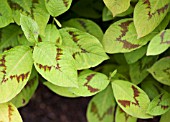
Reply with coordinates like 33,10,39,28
19,84,91,122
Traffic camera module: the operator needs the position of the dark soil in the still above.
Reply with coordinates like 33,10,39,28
19,84,160,122
19,84,91,122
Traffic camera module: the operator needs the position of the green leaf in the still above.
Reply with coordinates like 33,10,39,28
41,24,61,45
10,67,38,108
0,24,20,53
147,29,170,56
43,81,78,98
112,80,152,118
59,27,109,70
103,0,130,17
141,77,161,100
45,0,72,17
102,6,114,21
0,0,13,28
147,92,170,116
87,85,116,122
160,109,170,122
0,102,22,122
124,46,147,64
148,57,170,86
129,56,158,85
33,42,78,87
115,106,137,122
71,70,110,96
102,18,153,54
0,46,33,103
62,18,103,41
33,0,50,36
134,0,169,38
20,14,39,43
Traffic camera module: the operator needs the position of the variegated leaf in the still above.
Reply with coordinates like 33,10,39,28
148,57,170,86
10,68,38,108
59,27,109,70
0,46,33,103
71,70,110,96
45,0,72,17
112,80,152,118
33,42,78,87
0,102,22,122
147,92,170,116
147,29,170,56
102,18,154,54
134,0,169,38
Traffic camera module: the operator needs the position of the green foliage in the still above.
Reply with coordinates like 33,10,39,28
0,0,169,121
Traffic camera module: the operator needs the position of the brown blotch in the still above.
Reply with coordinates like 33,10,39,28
0,55,8,83
8,104,14,122
143,0,169,19
63,0,69,7
131,85,140,107
9,72,30,83
157,94,169,110
91,102,113,121
56,63,62,72
157,4,169,15
160,31,170,44
118,100,131,107
116,20,140,49
161,105,169,110
68,31,79,42
38,36,42,42
86,74,95,82
36,63,52,71
84,74,99,93
56,48,63,61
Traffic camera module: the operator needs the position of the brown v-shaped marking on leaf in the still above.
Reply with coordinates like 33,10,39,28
9,72,30,83
131,85,140,107
84,74,99,93
8,104,14,122
36,63,52,72
143,0,169,19
68,31,79,42
0,55,8,83
63,0,69,7
118,85,140,108
160,31,170,44
116,20,140,49
157,94,169,110
56,48,63,61
91,102,113,121
118,100,131,107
